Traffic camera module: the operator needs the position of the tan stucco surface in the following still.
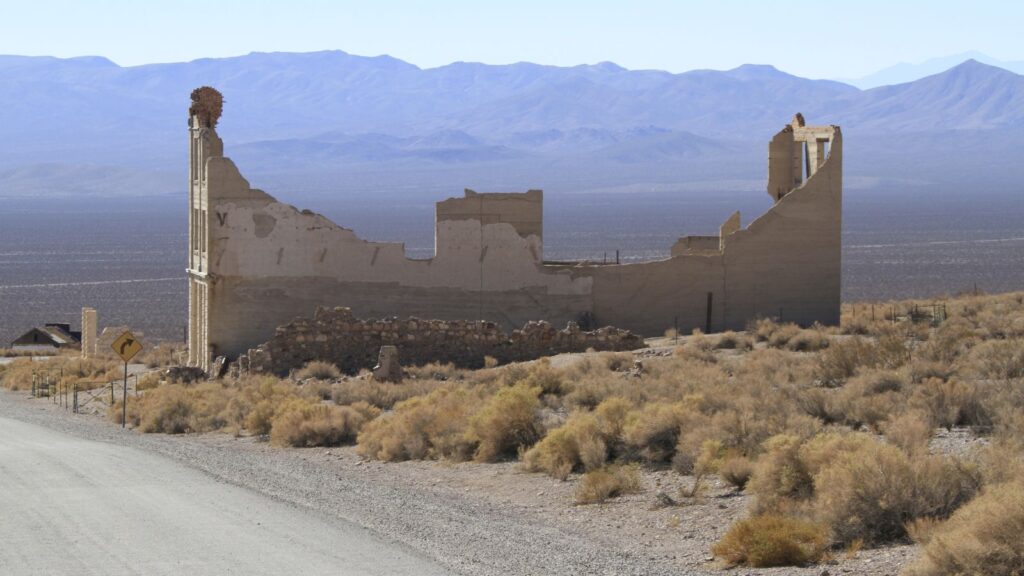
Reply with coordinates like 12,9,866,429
186,92,841,371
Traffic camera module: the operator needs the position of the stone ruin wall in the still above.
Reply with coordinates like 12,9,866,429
185,88,842,374
237,307,643,376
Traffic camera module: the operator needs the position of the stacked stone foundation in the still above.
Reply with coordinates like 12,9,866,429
237,306,644,376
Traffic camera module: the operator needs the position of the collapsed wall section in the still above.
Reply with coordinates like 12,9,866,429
238,307,642,376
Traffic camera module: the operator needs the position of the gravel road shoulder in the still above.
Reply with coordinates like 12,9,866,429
0,388,915,575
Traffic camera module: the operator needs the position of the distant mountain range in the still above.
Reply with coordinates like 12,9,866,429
0,51,1022,199
839,51,1024,89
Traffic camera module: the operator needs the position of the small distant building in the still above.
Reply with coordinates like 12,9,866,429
10,324,82,351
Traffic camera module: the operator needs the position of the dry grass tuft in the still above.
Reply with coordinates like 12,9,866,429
713,331,754,351
712,514,828,567
785,328,831,352
136,371,162,392
720,456,755,491
295,360,341,381
574,464,643,504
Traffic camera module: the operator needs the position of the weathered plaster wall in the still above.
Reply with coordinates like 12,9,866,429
195,158,593,362
186,92,841,372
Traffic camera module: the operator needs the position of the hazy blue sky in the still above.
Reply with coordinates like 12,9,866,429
2,0,1020,78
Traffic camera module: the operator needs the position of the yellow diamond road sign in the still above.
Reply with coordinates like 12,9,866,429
111,331,143,363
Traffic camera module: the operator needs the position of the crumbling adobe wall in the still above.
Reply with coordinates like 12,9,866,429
185,90,842,373
237,307,643,376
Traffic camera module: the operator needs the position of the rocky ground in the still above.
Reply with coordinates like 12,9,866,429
0,380,926,576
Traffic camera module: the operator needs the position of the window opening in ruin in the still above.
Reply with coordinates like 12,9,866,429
803,141,811,180
191,208,199,251
705,292,714,333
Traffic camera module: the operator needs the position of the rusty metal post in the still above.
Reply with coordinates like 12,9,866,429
122,361,128,428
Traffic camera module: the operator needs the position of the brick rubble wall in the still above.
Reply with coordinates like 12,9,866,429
237,306,644,376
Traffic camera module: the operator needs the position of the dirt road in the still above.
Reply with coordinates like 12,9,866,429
0,415,451,576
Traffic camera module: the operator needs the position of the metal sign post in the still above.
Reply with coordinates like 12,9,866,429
110,330,143,429
122,361,128,428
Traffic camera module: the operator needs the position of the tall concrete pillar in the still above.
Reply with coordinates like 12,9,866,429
81,307,97,358
186,86,223,373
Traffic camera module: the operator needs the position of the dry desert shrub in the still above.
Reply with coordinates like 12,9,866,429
813,336,876,386
295,360,341,381
746,434,817,514
840,303,891,336
356,386,482,461
813,442,979,545
767,324,802,349
902,481,1024,576
2,355,123,391
749,317,784,343
599,351,634,372
515,358,566,395
110,374,316,438
828,368,907,428
674,339,718,364
622,402,693,462
79,290,1024,561
136,371,162,391
712,514,828,568
403,361,463,381
523,413,602,479
882,410,934,455
573,464,643,504
465,383,542,462
235,377,301,433
558,361,627,409
785,327,831,352
747,430,978,545
719,455,755,490
731,347,816,385
269,399,379,447
974,441,1024,487
964,338,1024,381
904,516,943,546
331,378,444,410
816,332,908,387
713,330,754,351
131,384,205,433
0,358,43,391
907,377,991,429
686,329,713,351
917,318,978,364
522,397,632,478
